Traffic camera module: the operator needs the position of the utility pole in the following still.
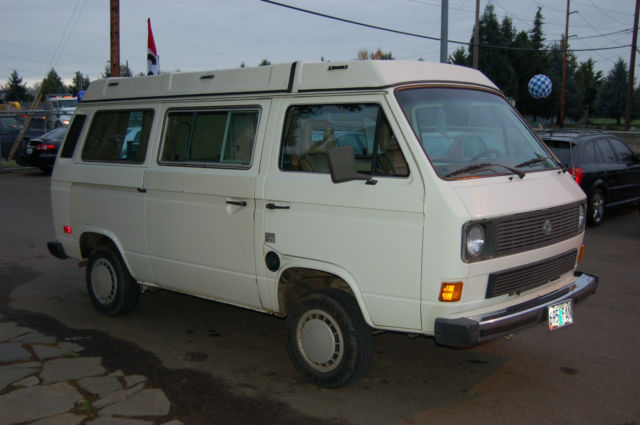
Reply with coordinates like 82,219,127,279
473,0,480,69
440,0,448,63
624,0,639,130
560,0,570,128
110,0,120,77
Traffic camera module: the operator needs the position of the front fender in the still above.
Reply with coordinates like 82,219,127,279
271,253,374,328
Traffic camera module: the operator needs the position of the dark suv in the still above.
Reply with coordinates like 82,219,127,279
538,129,640,225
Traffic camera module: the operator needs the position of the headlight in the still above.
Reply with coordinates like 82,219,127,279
578,203,586,231
465,224,486,257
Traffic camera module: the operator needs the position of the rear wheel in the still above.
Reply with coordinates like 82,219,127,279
588,188,606,226
86,245,140,316
286,289,373,388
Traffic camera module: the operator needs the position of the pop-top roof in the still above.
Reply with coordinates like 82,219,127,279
81,60,499,103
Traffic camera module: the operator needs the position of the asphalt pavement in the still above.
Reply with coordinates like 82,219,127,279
1,166,639,425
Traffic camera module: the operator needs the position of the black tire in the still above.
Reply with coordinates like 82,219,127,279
86,245,140,316
286,288,373,388
588,188,606,226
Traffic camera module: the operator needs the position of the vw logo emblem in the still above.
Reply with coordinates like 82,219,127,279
542,219,553,236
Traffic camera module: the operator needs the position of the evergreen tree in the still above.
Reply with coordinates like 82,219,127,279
576,59,603,122
102,62,133,78
516,8,551,119
595,58,629,125
545,40,581,122
41,68,66,95
69,72,90,95
529,8,545,51
473,5,517,97
3,70,28,102
449,47,470,66
259,59,271,66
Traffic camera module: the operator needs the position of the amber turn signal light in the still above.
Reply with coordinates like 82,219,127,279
439,282,463,302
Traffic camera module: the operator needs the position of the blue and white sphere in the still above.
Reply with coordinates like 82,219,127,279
528,74,552,99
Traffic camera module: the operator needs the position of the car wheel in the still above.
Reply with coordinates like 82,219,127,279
86,245,140,316
286,289,373,388
588,188,606,226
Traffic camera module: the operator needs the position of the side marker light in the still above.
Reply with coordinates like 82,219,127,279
439,282,463,302
578,245,584,262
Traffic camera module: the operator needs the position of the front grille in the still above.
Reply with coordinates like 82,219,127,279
486,250,577,298
495,203,582,256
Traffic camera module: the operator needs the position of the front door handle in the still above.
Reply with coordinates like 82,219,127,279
266,203,290,210
226,200,248,207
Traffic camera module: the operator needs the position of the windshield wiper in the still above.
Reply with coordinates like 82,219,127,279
445,162,525,179
515,156,546,168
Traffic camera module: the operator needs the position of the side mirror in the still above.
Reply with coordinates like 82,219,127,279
327,145,373,184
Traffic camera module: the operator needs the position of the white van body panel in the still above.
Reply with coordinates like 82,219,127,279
452,170,582,219
69,164,152,282
141,99,271,308
259,94,425,330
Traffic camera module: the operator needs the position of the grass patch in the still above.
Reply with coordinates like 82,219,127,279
584,118,640,130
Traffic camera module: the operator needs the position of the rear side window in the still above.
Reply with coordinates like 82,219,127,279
609,138,634,162
596,139,617,163
582,141,599,164
160,109,258,167
279,104,408,177
82,110,153,163
60,114,86,158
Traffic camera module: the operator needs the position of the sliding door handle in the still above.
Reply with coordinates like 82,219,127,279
266,203,290,210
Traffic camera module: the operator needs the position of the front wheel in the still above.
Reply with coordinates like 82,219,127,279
588,188,606,226
86,245,140,316
286,289,373,388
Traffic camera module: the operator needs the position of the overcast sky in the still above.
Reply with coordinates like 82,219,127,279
0,0,635,88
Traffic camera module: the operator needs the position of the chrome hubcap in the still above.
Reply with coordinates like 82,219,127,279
296,309,343,372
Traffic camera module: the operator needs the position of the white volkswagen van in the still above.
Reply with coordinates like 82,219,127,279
48,61,597,388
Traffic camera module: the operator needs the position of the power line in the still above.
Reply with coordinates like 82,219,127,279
0,40,104,61
260,0,631,53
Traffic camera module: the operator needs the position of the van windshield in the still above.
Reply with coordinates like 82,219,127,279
395,87,558,179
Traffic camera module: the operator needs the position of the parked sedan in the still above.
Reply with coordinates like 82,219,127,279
15,127,67,174
538,129,640,225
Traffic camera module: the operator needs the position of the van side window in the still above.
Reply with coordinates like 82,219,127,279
160,109,258,166
82,110,153,163
280,104,409,177
60,114,86,158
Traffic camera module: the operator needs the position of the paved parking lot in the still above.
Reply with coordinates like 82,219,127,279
1,168,639,425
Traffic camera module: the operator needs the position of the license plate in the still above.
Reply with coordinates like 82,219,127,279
26,147,33,154
548,300,573,331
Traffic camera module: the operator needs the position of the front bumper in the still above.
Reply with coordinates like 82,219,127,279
434,271,598,347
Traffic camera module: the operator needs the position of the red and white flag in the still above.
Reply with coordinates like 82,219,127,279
147,18,159,75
